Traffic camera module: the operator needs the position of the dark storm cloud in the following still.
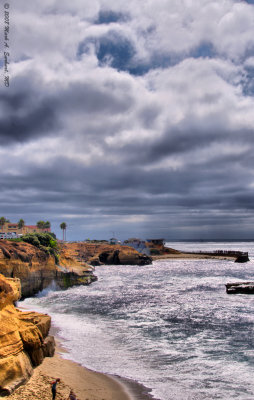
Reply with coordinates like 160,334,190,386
119,127,237,167
57,81,133,114
1,141,254,240
143,129,221,162
0,70,133,146
0,75,59,144
0,100,57,144
0,149,252,213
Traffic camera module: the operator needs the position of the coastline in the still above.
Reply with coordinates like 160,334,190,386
8,320,156,400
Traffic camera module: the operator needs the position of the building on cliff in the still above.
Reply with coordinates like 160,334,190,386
123,238,151,255
109,237,122,245
146,238,165,246
0,223,51,238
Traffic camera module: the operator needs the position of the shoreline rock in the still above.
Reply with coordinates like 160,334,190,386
0,274,55,395
59,242,152,267
226,282,254,294
0,240,97,298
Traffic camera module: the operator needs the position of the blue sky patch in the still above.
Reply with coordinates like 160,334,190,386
191,42,216,59
96,34,135,71
95,10,127,24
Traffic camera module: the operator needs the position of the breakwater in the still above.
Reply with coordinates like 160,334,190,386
182,249,248,257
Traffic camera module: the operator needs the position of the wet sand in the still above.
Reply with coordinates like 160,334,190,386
8,326,155,400
8,351,130,400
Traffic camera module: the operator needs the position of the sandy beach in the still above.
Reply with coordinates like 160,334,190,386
7,320,154,400
8,346,133,400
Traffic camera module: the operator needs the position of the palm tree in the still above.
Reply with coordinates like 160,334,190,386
60,222,67,241
18,219,25,229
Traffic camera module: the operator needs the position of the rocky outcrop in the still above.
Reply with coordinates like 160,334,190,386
0,239,149,298
59,242,152,266
226,282,254,294
235,253,250,263
0,240,97,298
0,274,55,395
0,241,57,298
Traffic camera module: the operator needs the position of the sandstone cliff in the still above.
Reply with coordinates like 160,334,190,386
0,241,97,298
59,242,152,267
0,240,151,299
0,274,55,395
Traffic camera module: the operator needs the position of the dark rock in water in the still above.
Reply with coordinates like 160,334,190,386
56,270,97,290
226,282,254,294
235,253,250,263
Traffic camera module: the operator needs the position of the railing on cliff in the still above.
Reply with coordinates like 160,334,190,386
181,250,249,257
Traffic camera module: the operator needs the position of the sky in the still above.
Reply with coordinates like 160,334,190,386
1,0,254,241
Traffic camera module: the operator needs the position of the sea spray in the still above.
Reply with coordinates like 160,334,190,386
35,280,60,298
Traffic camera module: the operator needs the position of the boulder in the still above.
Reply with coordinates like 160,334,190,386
235,254,250,263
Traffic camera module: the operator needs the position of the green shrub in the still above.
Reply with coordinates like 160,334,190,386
22,234,40,248
150,248,160,255
22,233,56,248
21,233,59,264
54,253,59,265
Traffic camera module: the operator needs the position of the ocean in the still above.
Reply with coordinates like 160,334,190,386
20,241,254,400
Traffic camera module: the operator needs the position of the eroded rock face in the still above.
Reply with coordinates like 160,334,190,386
0,274,55,395
0,240,97,298
0,241,57,298
59,242,152,266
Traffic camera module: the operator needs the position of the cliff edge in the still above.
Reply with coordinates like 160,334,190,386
59,242,152,266
0,240,97,298
0,274,55,395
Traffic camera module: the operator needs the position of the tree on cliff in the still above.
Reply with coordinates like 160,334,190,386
36,220,51,230
0,217,6,228
18,219,25,229
36,220,45,229
0,217,9,229
60,222,67,241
